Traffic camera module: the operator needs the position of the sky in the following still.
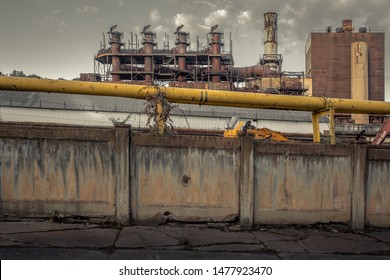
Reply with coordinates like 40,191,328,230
0,0,389,100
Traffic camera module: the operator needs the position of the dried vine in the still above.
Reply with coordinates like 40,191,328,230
145,88,177,134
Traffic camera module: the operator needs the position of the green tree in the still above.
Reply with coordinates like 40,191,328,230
10,70,27,77
9,70,42,78
27,74,42,79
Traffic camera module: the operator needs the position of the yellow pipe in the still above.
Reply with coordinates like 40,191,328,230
314,108,336,145
1,77,390,115
329,108,336,145
312,112,321,143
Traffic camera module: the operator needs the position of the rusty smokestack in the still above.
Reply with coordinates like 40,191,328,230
141,27,157,83
263,12,278,58
175,26,190,82
108,30,123,82
209,25,223,83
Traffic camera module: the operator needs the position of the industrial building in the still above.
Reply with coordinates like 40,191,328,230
89,15,387,129
91,12,308,95
306,19,384,101
89,16,385,126
305,19,385,124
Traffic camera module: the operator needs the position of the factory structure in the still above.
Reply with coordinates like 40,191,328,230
89,13,385,125
91,12,307,95
305,19,385,124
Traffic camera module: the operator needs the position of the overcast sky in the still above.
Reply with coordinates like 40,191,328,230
0,0,389,99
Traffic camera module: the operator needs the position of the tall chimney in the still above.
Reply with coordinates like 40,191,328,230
109,31,123,82
209,26,223,83
142,30,157,83
175,29,190,82
263,12,278,57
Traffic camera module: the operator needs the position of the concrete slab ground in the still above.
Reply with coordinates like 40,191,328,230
0,222,390,260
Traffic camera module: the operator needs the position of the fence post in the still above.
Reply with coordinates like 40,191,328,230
115,125,131,223
240,136,254,229
351,144,367,230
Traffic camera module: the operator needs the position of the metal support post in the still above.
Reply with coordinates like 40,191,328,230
156,101,165,135
312,108,336,145
328,108,336,145
312,112,321,143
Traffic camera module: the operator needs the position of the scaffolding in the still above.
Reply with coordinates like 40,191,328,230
94,26,234,90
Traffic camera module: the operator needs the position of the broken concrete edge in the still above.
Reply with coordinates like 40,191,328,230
2,215,387,238
130,212,240,226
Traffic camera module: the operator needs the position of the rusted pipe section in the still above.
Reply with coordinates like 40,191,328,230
232,65,276,81
1,76,390,115
372,118,390,145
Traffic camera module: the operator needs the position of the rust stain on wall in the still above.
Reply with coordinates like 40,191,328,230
366,148,390,227
131,134,240,221
136,147,238,207
0,125,117,217
253,143,353,224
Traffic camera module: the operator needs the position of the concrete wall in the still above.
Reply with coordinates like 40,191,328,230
130,135,390,228
130,134,240,222
253,144,354,224
366,146,390,227
1,123,390,229
0,124,130,222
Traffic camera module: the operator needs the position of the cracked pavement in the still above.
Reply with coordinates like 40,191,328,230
1,221,390,260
